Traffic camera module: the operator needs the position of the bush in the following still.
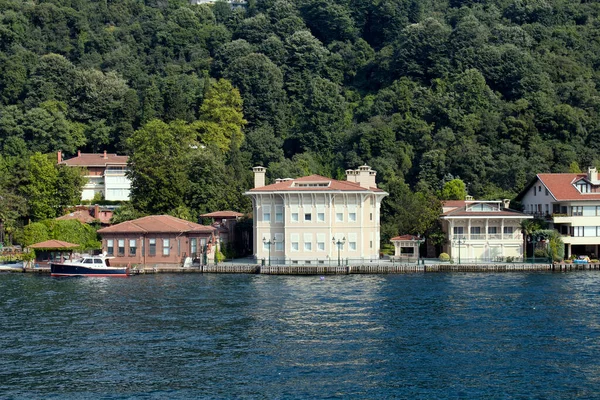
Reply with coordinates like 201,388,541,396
439,253,450,261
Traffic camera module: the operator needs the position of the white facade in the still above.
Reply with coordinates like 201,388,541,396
244,166,388,264
441,200,531,262
59,151,131,202
518,168,600,258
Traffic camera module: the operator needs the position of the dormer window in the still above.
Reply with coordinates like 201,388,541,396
293,181,331,188
575,180,590,193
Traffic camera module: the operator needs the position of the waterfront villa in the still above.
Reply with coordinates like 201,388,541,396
516,167,600,258
97,215,217,268
58,150,131,201
440,199,532,262
244,166,388,265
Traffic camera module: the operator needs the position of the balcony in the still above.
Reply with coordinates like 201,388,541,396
450,234,522,242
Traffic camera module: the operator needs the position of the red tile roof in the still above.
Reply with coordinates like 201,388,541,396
200,211,245,218
60,153,128,167
441,201,530,218
390,235,420,241
28,240,80,249
247,174,384,192
97,215,216,234
537,173,600,201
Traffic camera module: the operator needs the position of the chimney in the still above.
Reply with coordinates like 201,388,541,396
103,150,108,159
57,150,62,163
353,165,377,189
588,166,598,184
253,166,266,188
345,169,358,183
77,150,81,157
502,199,510,209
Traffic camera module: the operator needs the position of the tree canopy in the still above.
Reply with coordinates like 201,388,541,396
1,0,600,245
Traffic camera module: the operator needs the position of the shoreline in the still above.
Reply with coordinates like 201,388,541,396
7,262,598,275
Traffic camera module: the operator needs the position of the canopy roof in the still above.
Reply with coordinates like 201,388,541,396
28,240,80,250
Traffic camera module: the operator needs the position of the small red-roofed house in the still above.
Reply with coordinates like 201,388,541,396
390,235,423,261
58,150,131,201
440,199,532,262
244,165,388,265
97,215,217,268
515,167,600,258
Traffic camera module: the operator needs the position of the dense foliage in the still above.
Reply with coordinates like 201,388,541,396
1,0,599,244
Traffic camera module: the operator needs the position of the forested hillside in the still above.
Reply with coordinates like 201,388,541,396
1,0,599,243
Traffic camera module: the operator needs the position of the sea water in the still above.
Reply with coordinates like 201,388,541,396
1,272,599,399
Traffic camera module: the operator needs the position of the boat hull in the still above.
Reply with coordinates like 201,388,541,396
50,263,128,277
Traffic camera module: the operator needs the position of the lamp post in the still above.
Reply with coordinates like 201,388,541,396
416,235,426,265
528,234,538,264
454,236,466,264
263,237,275,266
332,236,346,266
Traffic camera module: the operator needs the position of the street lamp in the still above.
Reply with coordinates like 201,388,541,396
416,235,426,265
453,236,466,264
332,236,346,266
528,234,539,264
263,237,275,266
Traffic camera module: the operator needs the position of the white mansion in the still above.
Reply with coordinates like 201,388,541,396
244,166,388,264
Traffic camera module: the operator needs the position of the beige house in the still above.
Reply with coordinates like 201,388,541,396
244,166,388,265
441,199,532,262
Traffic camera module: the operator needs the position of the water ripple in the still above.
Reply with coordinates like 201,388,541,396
1,272,600,398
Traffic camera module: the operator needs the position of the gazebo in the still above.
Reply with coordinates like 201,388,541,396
27,240,80,268
390,235,422,262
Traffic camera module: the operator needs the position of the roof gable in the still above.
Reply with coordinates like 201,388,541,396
247,174,384,192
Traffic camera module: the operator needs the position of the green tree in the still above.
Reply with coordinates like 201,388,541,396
439,178,467,200
126,119,195,214
193,79,247,152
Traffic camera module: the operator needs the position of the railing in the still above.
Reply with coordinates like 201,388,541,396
449,234,523,241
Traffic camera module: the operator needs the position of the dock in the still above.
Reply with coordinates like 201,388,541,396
10,262,600,276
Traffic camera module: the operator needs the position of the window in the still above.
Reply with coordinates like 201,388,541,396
107,239,114,256
275,206,283,223
503,227,514,235
534,186,536,196
573,226,584,237
304,213,312,221
572,206,583,216
317,233,325,251
471,227,482,239
453,227,464,235
336,212,343,222
291,242,299,251
190,238,197,255
263,241,270,252
118,239,125,256
163,239,170,256
349,241,357,251
370,240,373,249
263,205,271,222
369,213,373,221
291,233,299,251
317,212,325,222
349,212,356,222
149,239,156,256
129,239,136,256
304,233,312,251
275,241,284,251
488,227,497,234
291,213,299,222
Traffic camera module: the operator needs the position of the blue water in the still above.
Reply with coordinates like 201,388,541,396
1,272,600,399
